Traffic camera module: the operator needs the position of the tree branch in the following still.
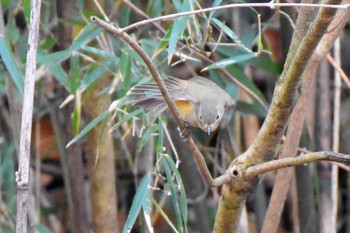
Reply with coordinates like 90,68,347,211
91,16,215,187
244,151,350,180
237,0,344,166
16,0,42,232
121,2,349,32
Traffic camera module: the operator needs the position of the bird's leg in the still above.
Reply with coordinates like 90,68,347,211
177,122,190,142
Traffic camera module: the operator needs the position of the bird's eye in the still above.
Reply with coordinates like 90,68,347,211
199,115,203,120
216,114,220,120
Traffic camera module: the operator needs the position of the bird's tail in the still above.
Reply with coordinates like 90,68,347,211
125,77,187,118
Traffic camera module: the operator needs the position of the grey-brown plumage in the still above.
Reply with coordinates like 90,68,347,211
126,76,235,134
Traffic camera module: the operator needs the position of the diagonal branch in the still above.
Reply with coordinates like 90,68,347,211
91,16,215,187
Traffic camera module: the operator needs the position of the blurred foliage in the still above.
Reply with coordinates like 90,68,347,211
1,0,348,232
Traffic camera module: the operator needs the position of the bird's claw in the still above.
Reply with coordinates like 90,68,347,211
177,122,190,142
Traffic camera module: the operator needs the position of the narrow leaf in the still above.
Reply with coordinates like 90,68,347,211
139,124,159,152
163,154,187,230
0,36,24,94
70,23,103,51
168,0,191,62
66,110,109,147
204,52,257,70
161,157,183,232
211,18,242,43
122,174,150,233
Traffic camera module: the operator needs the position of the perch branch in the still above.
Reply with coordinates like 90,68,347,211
91,16,215,187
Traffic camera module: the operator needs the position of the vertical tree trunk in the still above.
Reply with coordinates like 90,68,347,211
85,79,119,233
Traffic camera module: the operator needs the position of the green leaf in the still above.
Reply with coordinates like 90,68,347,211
209,0,223,18
38,50,72,67
236,100,267,117
70,23,103,51
156,118,165,153
168,0,191,63
110,109,143,130
66,110,109,147
162,154,188,231
151,196,179,233
82,46,119,62
139,124,159,152
161,157,182,232
69,55,80,93
153,25,172,58
120,52,131,95
249,57,283,75
49,64,70,90
204,52,257,70
171,0,182,11
122,174,150,233
227,64,267,105
146,0,163,17
211,18,242,43
80,63,112,89
22,0,31,23
0,36,24,94
120,3,131,27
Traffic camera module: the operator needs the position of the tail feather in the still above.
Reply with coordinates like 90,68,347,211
125,77,187,117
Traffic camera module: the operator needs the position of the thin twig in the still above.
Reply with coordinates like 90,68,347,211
331,37,341,233
16,0,42,232
121,3,349,32
244,151,350,180
326,53,350,89
91,16,215,187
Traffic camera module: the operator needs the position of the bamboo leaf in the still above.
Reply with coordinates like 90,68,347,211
139,124,159,152
110,109,143,131
70,23,103,51
168,0,191,63
0,36,24,94
211,18,242,43
66,110,109,147
162,154,188,231
122,174,150,233
204,52,257,70
161,156,183,232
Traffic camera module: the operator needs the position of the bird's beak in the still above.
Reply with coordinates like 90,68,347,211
207,126,211,135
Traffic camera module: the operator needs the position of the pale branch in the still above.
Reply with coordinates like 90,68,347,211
326,53,350,89
244,151,350,180
16,0,42,232
91,16,215,187
121,2,349,32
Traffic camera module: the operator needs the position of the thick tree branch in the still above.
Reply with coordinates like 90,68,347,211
237,0,344,166
214,0,348,231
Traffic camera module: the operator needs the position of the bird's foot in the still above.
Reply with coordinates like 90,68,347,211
177,122,190,142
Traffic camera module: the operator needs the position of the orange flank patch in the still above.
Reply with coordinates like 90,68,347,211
174,100,193,117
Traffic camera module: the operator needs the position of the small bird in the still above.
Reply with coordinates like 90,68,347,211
126,76,236,135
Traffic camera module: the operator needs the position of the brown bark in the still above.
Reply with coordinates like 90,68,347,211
214,0,348,231
85,79,119,233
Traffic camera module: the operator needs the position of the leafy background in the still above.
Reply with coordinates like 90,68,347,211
0,0,349,232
